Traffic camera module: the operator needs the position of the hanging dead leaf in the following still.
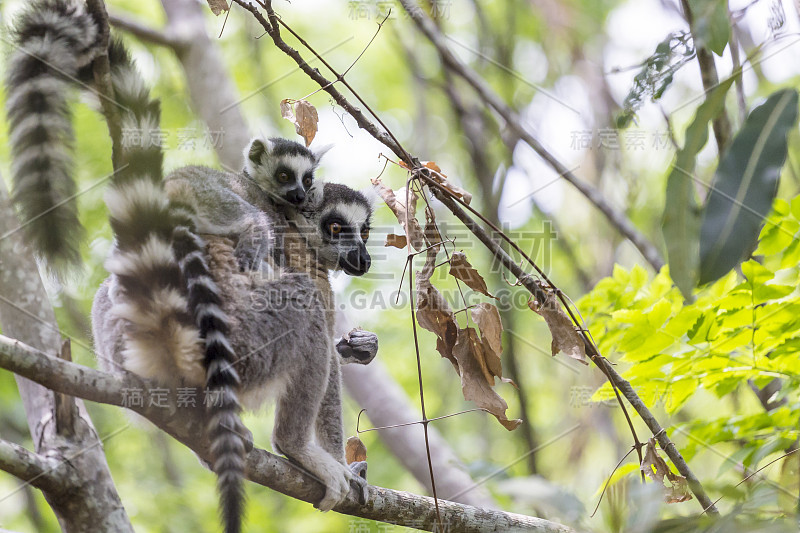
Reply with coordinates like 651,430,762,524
280,99,294,121
416,281,459,369
385,234,408,249
471,303,504,377
346,436,367,464
294,100,318,146
206,0,229,15
527,290,588,365
279,99,318,147
449,251,493,297
371,178,424,250
452,328,522,431
640,438,693,504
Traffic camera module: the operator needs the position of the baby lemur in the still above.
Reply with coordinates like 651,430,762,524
5,2,375,532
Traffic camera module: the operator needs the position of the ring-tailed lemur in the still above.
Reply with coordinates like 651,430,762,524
7,2,375,531
165,138,375,356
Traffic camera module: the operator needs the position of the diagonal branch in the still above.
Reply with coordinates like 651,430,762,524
0,333,573,533
226,0,716,514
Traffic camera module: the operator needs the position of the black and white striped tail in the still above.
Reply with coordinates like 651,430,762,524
105,39,247,533
171,209,246,533
6,0,102,276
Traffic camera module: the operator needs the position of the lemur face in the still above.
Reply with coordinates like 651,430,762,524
243,137,329,207
315,183,373,276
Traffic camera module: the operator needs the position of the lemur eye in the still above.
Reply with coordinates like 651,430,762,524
277,171,290,183
302,174,313,188
360,228,370,241
329,222,342,235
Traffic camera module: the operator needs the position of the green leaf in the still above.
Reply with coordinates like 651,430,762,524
688,0,731,55
662,78,735,299
699,89,799,285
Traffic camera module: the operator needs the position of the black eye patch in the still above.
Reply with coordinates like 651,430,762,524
274,165,297,184
321,216,353,237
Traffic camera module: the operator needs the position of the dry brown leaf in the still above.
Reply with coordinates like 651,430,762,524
206,0,229,15
294,100,318,146
279,99,318,147
423,160,444,175
416,280,459,368
346,436,367,464
384,234,408,249
452,328,521,431
449,251,493,297
371,178,424,250
641,439,693,504
471,303,503,379
527,290,588,365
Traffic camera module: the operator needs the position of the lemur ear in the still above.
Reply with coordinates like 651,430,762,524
359,186,378,209
244,137,273,169
312,143,333,165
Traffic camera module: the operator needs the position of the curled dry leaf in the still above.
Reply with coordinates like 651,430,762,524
385,234,408,249
346,436,368,464
279,99,318,147
471,303,504,378
527,289,588,365
453,328,522,431
641,438,693,504
371,177,424,250
449,251,493,297
205,0,229,15
416,243,459,370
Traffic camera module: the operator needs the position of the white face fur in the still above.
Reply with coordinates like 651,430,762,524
243,137,329,207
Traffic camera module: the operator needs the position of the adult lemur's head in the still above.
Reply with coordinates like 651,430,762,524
307,183,372,276
243,136,330,207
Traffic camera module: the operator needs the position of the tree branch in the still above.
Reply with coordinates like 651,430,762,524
0,334,572,532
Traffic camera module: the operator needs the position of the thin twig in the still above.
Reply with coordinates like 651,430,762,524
701,448,800,515
591,446,636,517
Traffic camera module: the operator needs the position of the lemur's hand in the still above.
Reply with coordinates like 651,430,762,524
336,328,378,365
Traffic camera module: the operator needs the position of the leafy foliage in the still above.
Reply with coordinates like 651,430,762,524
699,89,798,285
584,194,800,505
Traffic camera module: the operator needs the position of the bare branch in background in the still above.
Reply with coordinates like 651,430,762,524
679,0,733,152
397,0,665,272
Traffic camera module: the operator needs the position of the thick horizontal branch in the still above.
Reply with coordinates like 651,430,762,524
397,0,664,271
0,334,572,532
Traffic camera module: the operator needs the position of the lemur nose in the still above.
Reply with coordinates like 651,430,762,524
287,188,305,204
